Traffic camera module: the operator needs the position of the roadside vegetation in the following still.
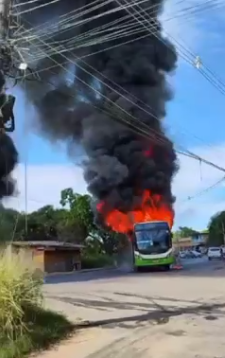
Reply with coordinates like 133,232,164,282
0,252,74,358
0,188,129,268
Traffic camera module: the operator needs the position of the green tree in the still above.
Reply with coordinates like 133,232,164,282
0,207,19,242
60,188,94,243
18,206,67,241
208,211,225,246
0,188,126,259
174,226,198,239
98,230,128,255
60,188,128,253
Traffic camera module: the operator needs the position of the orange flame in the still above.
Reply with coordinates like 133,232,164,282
97,190,174,234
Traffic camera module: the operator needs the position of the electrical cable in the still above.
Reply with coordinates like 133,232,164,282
14,1,225,101
7,0,225,211
8,1,225,209
18,14,225,164
118,0,225,97
178,175,225,204
14,0,62,16
19,27,225,177
13,0,225,57
10,6,220,160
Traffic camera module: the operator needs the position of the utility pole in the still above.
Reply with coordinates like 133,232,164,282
0,0,14,74
222,222,225,245
0,0,9,41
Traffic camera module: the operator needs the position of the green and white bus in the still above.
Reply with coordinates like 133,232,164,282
132,221,175,271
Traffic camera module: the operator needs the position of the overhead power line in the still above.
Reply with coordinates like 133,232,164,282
4,0,225,199
13,0,225,103
117,0,225,97
7,4,222,169
16,3,225,160
13,0,225,63
17,22,225,179
179,175,225,204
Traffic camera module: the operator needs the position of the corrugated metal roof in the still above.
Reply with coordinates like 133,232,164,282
12,241,84,249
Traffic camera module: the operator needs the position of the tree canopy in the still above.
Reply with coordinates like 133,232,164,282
0,188,128,256
208,211,225,246
172,226,198,241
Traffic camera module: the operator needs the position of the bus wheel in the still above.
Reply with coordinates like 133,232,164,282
134,266,140,272
164,265,170,271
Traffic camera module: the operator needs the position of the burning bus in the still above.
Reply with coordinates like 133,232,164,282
132,221,175,271
97,190,175,271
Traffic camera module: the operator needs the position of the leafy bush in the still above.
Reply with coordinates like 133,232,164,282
81,254,114,269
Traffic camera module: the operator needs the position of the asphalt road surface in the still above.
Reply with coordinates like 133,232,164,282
42,258,225,358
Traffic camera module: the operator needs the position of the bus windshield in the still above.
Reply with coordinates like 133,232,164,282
134,228,171,254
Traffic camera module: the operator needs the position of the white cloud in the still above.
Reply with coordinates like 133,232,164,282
3,164,87,213
3,143,225,230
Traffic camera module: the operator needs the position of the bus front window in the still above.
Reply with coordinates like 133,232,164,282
135,229,171,254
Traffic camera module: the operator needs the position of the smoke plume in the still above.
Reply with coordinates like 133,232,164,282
0,71,18,200
21,0,179,224
0,133,18,199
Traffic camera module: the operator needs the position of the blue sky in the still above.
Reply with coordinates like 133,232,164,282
4,0,225,231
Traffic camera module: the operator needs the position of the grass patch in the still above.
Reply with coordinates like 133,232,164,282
0,308,74,358
0,251,74,358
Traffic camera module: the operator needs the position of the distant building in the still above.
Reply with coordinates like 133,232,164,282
174,231,208,250
174,237,193,250
191,231,208,245
5,241,83,274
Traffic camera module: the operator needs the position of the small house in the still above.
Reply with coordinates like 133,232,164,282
6,241,83,274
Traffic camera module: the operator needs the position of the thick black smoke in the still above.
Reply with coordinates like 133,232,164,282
21,0,179,221
0,133,18,199
0,72,18,200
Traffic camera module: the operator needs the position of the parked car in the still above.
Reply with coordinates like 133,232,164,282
179,251,187,259
179,250,201,259
207,247,222,260
190,250,202,258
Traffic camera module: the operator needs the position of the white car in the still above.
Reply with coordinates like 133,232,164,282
179,251,187,258
207,247,222,260
190,250,202,258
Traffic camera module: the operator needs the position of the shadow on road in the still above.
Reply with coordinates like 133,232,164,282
48,292,225,329
74,301,225,329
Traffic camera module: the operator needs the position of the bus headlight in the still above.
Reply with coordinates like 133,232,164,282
166,251,173,258
134,251,141,258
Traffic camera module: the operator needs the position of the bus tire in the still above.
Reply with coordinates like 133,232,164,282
164,265,171,271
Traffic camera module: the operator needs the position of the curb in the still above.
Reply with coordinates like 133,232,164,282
46,266,116,277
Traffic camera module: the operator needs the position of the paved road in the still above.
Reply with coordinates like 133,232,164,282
42,258,225,358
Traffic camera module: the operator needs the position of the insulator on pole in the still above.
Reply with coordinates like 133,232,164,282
194,56,202,69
